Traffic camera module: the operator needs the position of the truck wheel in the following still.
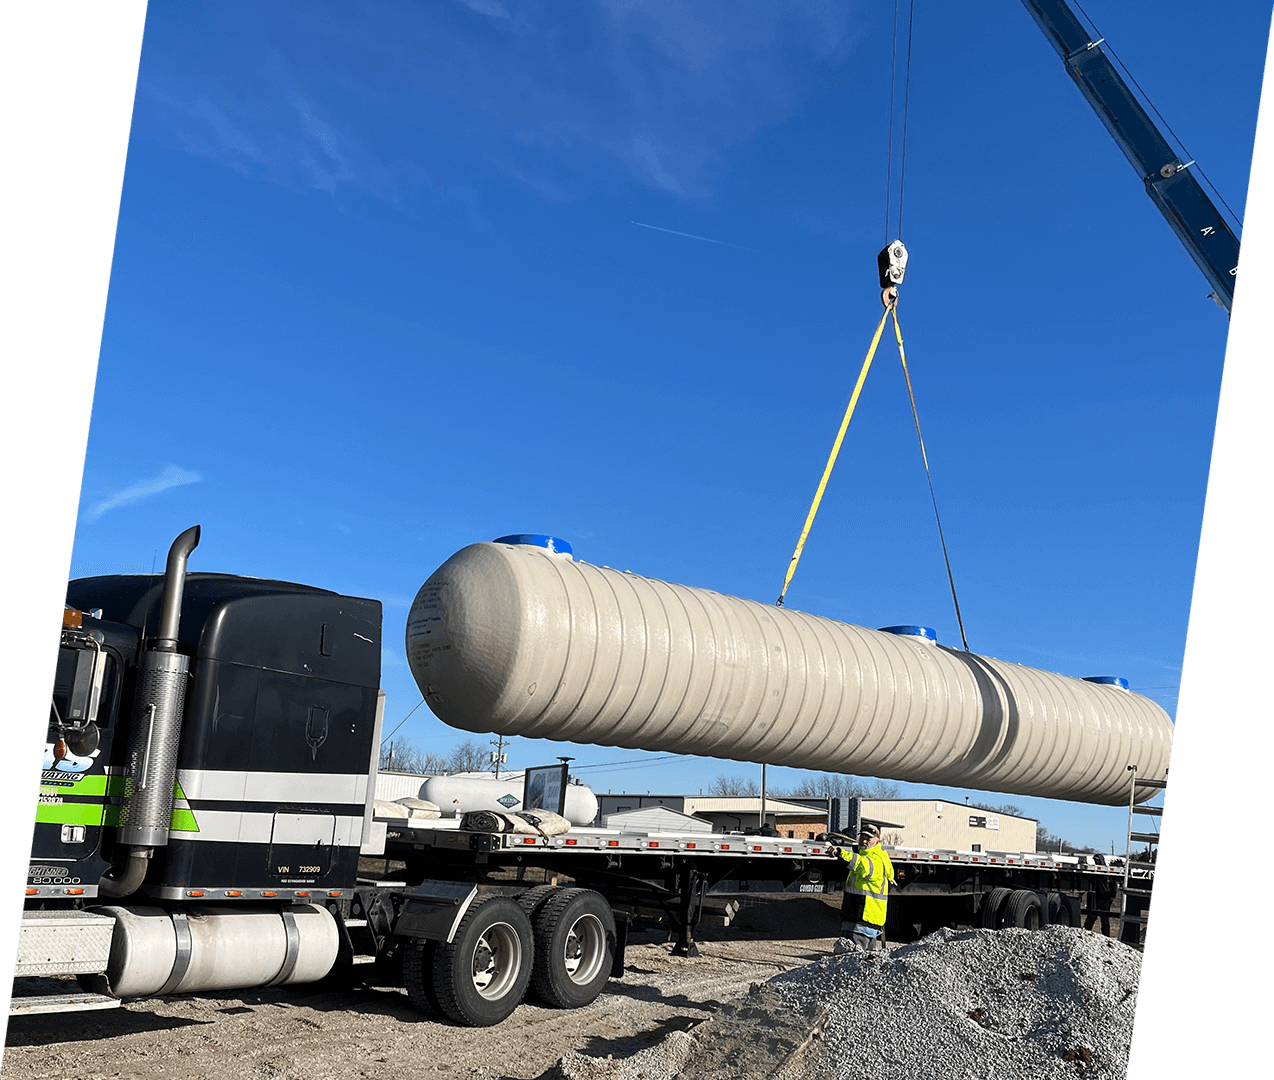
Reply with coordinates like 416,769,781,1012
1005,890,1042,930
530,888,616,1009
981,887,1012,929
431,896,534,1027
402,939,442,1015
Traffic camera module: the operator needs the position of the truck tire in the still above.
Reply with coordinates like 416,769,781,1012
981,887,1012,929
430,896,534,1027
1004,890,1042,930
517,884,561,921
402,939,442,1015
529,888,616,1009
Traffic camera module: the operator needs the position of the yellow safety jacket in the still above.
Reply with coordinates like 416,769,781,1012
838,843,895,928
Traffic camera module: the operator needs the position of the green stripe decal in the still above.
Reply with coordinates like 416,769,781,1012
36,802,106,826
36,781,198,833
39,776,187,799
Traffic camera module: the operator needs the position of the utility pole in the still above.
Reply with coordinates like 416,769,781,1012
759,764,767,830
489,735,512,779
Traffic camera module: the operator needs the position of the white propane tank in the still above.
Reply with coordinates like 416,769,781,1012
406,538,1173,807
420,772,599,825
90,904,339,998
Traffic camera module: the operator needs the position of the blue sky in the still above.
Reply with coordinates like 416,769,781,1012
69,0,1269,852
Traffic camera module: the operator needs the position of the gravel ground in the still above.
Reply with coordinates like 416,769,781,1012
2,897,845,1080
4,902,1140,1080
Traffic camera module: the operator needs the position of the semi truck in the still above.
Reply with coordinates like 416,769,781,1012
16,528,1143,1028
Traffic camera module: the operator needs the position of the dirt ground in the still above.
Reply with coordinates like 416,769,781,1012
2,896,847,1080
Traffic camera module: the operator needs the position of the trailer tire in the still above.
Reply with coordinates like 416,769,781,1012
529,888,616,1010
1047,892,1076,928
402,939,442,1015
981,887,1012,929
517,885,561,921
430,896,534,1027
1005,890,1043,930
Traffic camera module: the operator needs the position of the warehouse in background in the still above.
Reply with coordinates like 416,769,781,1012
595,793,1037,852
856,799,1037,853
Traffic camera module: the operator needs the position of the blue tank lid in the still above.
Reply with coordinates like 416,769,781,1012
1083,676,1129,689
878,625,937,642
493,534,573,556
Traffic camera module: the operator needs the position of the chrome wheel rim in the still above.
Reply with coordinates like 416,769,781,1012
470,922,522,1000
562,914,606,985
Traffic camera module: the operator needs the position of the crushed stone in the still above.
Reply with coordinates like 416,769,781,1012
545,926,1140,1080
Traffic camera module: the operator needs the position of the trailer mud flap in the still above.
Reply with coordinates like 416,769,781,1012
392,882,478,943
610,911,628,979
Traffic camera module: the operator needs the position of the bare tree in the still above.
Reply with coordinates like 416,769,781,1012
781,773,900,800
972,802,1025,818
379,740,447,775
708,775,760,796
446,738,495,774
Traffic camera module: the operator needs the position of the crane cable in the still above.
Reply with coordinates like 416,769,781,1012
889,305,969,652
777,0,971,652
776,1,914,610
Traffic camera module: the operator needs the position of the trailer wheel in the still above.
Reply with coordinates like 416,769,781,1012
981,887,1012,929
1004,890,1043,930
530,888,616,1010
430,896,534,1027
1047,892,1076,928
516,884,561,921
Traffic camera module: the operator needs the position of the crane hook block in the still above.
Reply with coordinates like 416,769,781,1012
877,240,908,289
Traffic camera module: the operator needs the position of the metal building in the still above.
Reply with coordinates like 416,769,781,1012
860,799,1038,853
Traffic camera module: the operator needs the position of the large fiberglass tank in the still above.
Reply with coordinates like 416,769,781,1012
405,537,1172,806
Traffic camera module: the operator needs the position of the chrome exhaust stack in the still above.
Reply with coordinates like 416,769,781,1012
101,527,200,896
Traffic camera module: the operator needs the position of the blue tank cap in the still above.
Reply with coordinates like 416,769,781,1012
1083,676,1129,689
878,625,937,643
493,534,573,556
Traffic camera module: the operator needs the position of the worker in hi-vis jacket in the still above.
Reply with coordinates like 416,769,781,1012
832,822,895,950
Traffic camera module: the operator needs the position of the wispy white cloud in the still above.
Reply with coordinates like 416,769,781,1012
86,466,202,522
132,1,863,206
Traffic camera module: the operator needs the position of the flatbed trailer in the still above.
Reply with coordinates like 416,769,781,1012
374,817,1131,959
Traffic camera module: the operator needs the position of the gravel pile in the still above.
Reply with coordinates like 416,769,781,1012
544,925,1140,1080
770,926,1140,1080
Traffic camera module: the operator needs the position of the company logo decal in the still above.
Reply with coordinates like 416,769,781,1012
42,740,101,779
497,794,519,808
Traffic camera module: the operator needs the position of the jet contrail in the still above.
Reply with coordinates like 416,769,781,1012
630,220,755,252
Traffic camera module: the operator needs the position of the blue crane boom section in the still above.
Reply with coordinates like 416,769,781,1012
1020,0,1240,311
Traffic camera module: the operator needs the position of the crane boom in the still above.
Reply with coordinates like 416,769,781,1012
1020,0,1240,312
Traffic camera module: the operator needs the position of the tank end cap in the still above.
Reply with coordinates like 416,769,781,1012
493,534,574,559
1083,676,1130,690
878,625,937,643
